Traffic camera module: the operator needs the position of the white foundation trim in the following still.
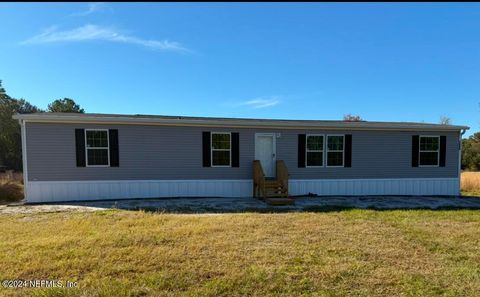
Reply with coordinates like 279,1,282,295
19,120,29,200
26,179,253,203
26,178,460,203
289,178,460,197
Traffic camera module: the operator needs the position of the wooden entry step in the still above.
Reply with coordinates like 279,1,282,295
253,160,289,199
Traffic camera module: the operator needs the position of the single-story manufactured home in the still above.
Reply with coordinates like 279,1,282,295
13,113,468,203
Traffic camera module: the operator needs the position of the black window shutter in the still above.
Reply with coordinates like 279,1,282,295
202,132,211,167
231,132,240,167
439,136,446,167
412,135,419,167
75,129,86,167
344,134,352,167
109,129,119,167
298,134,306,168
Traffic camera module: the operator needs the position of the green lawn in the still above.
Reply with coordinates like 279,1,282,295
1,209,480,296
462,191,480,197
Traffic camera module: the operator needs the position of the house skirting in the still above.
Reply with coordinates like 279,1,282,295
26,178,460,203
289,178,459,197
24,178,460,203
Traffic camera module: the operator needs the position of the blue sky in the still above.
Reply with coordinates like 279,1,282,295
1,3,479,135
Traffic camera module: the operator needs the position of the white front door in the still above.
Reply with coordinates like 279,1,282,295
255,133,276,177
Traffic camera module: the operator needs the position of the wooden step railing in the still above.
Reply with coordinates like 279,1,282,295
253,160,266,198
253,160,289,199
276,160,289,197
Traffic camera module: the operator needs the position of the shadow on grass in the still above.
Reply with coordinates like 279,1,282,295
135,205,361,214
126,205,480,214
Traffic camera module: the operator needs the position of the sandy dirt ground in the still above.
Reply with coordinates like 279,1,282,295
0,204,104,215
2,195,480,215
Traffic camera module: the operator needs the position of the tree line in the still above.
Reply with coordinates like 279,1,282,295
0,80,84,170
462,133,480,171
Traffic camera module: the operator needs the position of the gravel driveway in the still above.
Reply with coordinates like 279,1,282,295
2,195,480,214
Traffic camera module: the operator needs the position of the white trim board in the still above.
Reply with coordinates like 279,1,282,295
19,120,29,200
26,178,460,203
12,113,469,131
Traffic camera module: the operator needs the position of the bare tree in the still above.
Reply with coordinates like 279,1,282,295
439,116,451,125
343,114,363,122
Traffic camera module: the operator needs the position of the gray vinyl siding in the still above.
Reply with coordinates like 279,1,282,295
277,131,459,179
25,122,460,181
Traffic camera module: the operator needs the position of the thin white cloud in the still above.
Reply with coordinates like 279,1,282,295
241,96,280,109
21,24,190,53
71,2,108,17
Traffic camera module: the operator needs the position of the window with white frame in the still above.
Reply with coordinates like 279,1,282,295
211,132,231,166
419,136,439,166
86,130,109,166
306,135,324,167
327,135,344,167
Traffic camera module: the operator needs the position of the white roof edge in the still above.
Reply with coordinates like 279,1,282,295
12,113,470,131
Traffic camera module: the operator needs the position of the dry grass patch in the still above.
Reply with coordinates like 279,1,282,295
0,210,480,296
461,172,480,196
0,172,23,203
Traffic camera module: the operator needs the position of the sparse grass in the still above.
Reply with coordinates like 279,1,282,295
0,210,480,296
461,172,480,197
0,172,23,203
